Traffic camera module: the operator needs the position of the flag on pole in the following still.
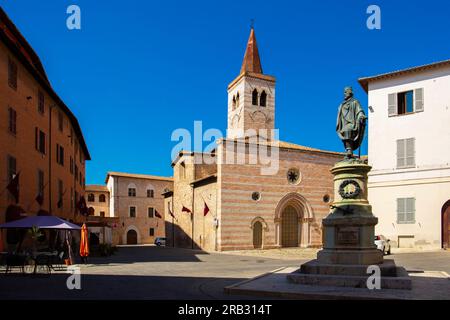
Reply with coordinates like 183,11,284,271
203,201,210,216
77,196,88,215
6,172,20,203
35,193,44,206
155,209,162,218
182,206,192,213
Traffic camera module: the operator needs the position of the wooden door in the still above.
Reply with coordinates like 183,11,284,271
253,221,263,249
127,230,137,245
443,201,450,249
281,206,299,247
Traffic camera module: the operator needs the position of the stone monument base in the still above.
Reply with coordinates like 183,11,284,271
287,259,411,289
317,248,383,265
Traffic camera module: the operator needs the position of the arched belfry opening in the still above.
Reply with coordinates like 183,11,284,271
260,90,267,107
252,88,258,105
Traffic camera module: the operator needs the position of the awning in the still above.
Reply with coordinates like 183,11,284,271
0,215,81,230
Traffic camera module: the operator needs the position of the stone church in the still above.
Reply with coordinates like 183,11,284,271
163,28,342,251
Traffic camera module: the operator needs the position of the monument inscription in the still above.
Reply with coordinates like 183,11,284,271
336,226,359,245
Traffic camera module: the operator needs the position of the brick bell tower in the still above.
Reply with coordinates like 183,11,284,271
227,27,276,139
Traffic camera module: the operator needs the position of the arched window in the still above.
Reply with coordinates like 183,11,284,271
236,92,240,107
252,89,258,105
260,90,267,107
87,193,95,202
128,183,137,197
232,95,236,110
99,194,106,202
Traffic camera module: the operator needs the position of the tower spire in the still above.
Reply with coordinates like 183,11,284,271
240,27,263,74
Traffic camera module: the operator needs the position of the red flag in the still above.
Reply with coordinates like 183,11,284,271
155,210,162,218
6,172,20,203
203,201,210,216
77,196,88,215
182,206,191,213
35,193,44,206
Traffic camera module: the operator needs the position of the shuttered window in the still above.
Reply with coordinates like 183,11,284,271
8,107,17,134
129,206,136,218
397,198,415,223
7,155,17,182
58,179,64,208
388,88,424,116
37,170,44,197
38,90,45,114
388,93,398,117
148,207,154,218
397,138,415,168
8,57,17,90
414,88,424,112
128,188,136,197
35,128,46,154
56,144,64,166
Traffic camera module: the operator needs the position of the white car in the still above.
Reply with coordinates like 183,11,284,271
375,235,391,255
155,237,166,246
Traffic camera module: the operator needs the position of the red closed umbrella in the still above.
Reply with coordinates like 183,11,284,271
79,223,89,260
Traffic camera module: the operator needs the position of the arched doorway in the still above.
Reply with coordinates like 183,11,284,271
442,200,450,249
127,230,137,245
253,221,263,249
281,205,300,247
275,193,313,248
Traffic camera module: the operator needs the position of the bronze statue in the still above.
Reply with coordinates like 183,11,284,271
336,87,367,159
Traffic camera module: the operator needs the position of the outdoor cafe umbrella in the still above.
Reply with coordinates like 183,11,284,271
0,215,80,264
79,223,89,262
0,215,81,230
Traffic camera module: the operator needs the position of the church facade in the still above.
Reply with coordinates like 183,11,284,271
164,28,342,251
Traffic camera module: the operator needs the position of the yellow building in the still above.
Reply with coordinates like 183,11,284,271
0,7,90,229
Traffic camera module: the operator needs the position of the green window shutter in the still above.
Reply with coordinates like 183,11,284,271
397,139,405,168
397,198,405,223
388,93,398,116
406,138,415,167
35,127,38,151
414,88,424,112
406,198,415,222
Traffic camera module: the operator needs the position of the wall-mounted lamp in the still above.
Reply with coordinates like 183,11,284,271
368,106,374,113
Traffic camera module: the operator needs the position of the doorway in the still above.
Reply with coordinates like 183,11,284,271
126,230,138,245
281,205,300,247
442,200,450,249
253,221,263,249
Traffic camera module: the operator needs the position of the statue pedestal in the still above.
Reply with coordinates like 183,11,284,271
287,160,411,290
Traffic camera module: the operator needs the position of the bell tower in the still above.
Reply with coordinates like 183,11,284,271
227,27,276,139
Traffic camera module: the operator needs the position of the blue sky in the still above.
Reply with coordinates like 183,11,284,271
2,0,450,184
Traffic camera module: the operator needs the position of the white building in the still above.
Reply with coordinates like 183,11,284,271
359,59,450,250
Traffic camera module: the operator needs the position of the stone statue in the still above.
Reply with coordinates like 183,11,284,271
336,86,367,159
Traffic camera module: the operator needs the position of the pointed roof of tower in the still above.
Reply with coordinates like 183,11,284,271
240,28,263,74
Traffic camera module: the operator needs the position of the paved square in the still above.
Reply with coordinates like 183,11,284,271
0,246,448,299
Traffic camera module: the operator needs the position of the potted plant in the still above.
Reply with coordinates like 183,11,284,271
28,225,43,258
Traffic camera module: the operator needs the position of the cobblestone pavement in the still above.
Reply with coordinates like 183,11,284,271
0,246,448,299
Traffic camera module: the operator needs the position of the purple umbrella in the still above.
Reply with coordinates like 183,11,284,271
0,215,81,230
